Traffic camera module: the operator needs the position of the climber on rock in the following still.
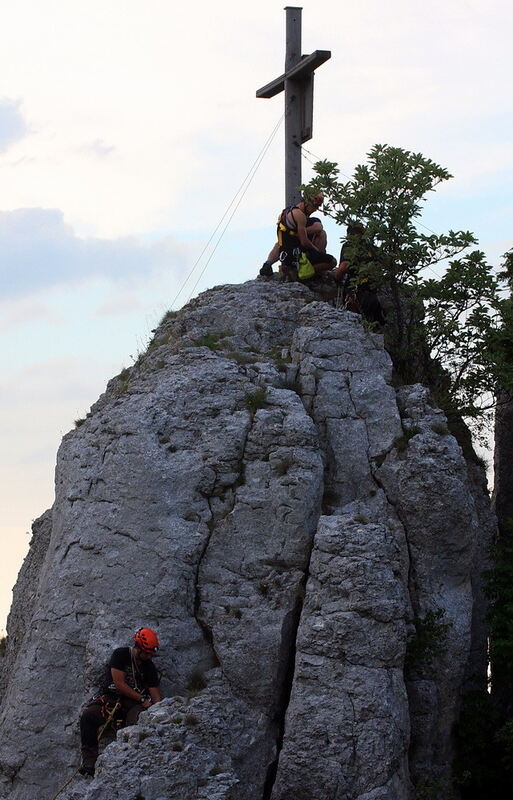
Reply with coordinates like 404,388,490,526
79,627,162,777
260,216,326,276
259,192,336,281
335,221,385,325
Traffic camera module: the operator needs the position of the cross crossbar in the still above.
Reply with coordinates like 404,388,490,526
256,50,331,99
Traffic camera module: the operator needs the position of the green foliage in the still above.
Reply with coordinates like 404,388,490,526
74,418,86,428
421,250,502,424
194,332,223,350
244,387,267,414
281,374,301,394
496,720,513,774
414,776,456,800
159,309,180,324
394,425,420,452
267,345,292,372
405,609,450,672
304,146,513,433
453,689,510,798
452,519,513,798
186,670,207,698
227,351,257,365
430,421,449,435
115,366,132,397
306,145,474,281
485,524,513,689
484,261,513,392
193,331,232,351
0,635,6,656
273,457,291,476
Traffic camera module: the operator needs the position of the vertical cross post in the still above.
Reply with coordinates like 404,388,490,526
284,7,303,206
256,7,331,208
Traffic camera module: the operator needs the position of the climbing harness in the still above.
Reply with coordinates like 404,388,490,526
277,205,301,246
279,248,301,282
96,698,122,741
277,205,308,281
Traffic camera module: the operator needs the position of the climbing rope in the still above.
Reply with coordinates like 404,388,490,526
96,698,122,742
50,699,122,800
166,114,284,310
50,767,81,800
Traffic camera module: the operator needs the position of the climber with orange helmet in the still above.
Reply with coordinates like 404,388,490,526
79,627,162,777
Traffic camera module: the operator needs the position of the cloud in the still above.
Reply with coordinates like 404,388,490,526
0,297,66,333
0,98,29,152
81,139,116,158
0,208,185,299
94,293,142,317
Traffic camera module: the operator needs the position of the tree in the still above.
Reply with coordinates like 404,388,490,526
304,145,511,433
492,250,513,541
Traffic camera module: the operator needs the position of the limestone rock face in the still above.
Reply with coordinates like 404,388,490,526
0,281,494,800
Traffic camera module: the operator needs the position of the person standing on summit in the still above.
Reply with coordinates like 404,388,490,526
79,627,162,776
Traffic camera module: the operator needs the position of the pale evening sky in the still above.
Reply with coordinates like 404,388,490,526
1,0,512,629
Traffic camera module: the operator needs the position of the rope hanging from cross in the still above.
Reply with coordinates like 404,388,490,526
256,6,331,207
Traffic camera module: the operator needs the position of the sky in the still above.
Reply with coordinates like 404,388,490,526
1,0,512,631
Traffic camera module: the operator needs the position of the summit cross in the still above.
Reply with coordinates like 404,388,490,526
256,6,331,207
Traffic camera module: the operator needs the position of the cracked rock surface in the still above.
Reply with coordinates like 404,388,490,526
0,281,494,800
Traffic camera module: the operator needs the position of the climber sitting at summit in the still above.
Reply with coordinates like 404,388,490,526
79,627,162,777
259,192,336,280
335,221,385,326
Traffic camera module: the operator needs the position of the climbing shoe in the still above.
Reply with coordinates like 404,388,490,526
259,262,273,278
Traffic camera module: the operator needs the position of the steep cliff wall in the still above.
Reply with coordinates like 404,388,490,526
0,281,493,800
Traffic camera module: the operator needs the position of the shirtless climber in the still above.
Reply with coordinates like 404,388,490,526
79,627,162,776
259,192,336,280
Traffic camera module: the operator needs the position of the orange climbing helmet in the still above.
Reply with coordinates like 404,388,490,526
134,627,159,653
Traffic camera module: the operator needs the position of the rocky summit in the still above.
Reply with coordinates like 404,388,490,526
0,280,494,800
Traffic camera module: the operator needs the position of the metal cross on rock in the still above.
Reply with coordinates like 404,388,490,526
256,6,331,207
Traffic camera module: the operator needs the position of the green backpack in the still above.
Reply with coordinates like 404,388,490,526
298,252,315,280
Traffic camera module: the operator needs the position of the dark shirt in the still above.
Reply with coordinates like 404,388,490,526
103,647,159,695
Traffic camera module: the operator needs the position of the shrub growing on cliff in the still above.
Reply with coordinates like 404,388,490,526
303,146,513,432
244,387,267,414
452,521,513,798
453,688,508,798
405,608,450,673
486,532,513,688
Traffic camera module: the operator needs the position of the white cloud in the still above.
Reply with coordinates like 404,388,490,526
0,207,185,298
0,297,67,333
94,293,143,317
0,98,28,152
81,139,116,158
